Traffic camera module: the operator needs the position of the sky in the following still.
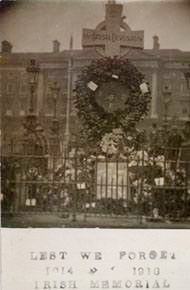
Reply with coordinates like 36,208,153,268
0,0,190,53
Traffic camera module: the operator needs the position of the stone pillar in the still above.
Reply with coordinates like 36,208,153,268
151,71,158,119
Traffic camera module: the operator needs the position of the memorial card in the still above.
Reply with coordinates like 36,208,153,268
1,0,190,289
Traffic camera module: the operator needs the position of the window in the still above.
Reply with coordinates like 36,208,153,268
20,82,28,93
172,71,177,77
7,83,14,94
180,82,185,93
5,109,13,116
163,72,171,79
19,96,28,111
180,72,185,80
182,108,188,115
46,96,54,115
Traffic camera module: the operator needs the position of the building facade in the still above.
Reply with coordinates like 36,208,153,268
1,1,190,152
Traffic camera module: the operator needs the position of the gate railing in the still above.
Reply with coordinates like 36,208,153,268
1,144,190,220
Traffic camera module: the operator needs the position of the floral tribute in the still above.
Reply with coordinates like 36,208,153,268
100,128,146,156
74,57,151,145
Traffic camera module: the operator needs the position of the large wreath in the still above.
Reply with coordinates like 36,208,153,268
74,57,151,144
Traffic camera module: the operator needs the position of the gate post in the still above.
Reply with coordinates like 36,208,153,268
72,149,78,222
15,172,21,211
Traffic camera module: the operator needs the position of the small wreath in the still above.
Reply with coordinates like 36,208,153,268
74,57,151,144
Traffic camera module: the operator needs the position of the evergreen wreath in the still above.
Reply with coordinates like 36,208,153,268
74,57,151,145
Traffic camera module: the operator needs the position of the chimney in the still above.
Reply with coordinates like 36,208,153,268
153,35,160,51
69,35,73,50
1,40,12,53
53,40,60,53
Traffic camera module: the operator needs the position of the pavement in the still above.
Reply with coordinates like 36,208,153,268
2,212,190,228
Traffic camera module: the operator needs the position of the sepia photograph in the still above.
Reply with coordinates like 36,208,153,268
1,0,190,228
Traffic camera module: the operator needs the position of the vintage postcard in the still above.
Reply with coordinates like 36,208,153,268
1,0,190,289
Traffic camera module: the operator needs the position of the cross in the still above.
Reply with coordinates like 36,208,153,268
104,1,123,57
82,1,144,57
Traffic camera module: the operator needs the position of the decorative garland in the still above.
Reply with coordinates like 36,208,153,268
74,57,151,145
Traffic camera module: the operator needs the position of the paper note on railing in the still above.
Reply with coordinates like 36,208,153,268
154,177,164,186
140,82,149,94
31,198,36,206
87,81,98,91
25,199,31,206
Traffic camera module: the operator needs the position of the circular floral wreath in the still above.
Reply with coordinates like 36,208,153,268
74,57,151,144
